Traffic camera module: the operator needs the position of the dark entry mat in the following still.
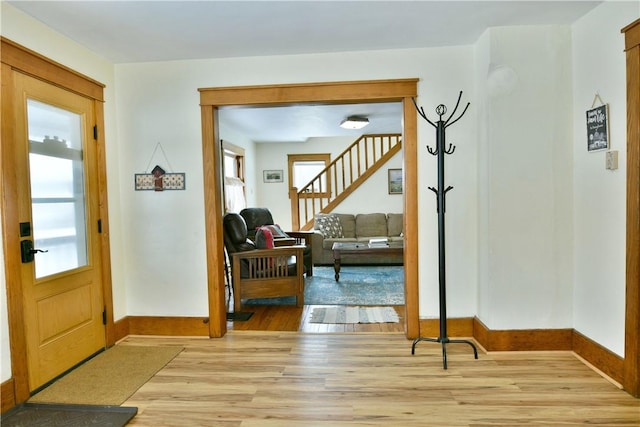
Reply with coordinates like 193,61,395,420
1,403,137,426
226,311,254,321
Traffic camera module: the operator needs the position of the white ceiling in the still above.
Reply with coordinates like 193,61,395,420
219,102,403,143
7,0,603,142
8,1,602,64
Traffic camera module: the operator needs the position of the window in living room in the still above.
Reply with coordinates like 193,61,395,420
287,153,331,198
222,140,244,180
222,140,246,212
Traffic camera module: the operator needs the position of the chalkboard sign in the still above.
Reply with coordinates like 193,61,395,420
586,104,609,152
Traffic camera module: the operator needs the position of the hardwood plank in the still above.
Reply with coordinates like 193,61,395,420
121,333,639,426
227,305,405,333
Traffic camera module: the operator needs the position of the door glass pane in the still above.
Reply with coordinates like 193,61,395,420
27,99,88,278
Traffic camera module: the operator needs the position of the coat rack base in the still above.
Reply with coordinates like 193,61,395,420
411,336,478,369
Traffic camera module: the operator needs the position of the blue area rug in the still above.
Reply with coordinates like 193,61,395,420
243,265,404,306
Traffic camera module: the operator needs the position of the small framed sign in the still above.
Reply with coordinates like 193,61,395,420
135,165,186,191
586,104,609,152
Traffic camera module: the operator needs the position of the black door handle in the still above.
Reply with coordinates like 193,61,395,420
20,240,48,263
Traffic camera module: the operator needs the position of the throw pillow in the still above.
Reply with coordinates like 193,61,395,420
255,224,289,249
315,214,344,238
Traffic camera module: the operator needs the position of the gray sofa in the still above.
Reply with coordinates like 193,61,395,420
312,213,404,265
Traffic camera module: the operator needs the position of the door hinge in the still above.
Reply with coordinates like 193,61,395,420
93,125,98,140
102,308,107,325
97,219,102,233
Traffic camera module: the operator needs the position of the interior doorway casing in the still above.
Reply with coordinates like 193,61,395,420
199,79,420,338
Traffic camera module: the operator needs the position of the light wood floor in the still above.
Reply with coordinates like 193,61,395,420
122,333,639,426
227,304,405,333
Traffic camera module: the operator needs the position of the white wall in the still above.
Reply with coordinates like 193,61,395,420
571,1,638,357
414,52,479,318
114,45,478,318
476,25,575,330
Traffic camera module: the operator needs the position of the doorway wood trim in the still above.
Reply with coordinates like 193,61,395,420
0,38,114,403
199,79,419,339
622,18,640,397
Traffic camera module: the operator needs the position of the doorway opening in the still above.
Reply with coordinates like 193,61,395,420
198,79,420,338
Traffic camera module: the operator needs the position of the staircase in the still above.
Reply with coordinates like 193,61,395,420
290,134,402,230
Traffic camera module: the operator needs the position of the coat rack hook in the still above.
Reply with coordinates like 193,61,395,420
445,102,470,128
443,92,461,125
413,97,437,128
427,145,437,155
445,144,456,154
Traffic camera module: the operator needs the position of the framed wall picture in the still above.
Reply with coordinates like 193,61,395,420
586,104,609,152
263,169,283,183
388,168,403,194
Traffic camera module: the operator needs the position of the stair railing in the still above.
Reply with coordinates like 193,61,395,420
290,133,402,230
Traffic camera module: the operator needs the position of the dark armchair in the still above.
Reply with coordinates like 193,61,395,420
223,213,305,308
240,207,313,276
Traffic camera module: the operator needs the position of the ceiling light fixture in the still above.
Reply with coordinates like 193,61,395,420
339,116,369,130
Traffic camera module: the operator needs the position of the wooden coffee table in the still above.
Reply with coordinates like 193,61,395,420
331,241,404,281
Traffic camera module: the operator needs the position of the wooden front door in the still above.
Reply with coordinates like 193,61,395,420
10,71,106,391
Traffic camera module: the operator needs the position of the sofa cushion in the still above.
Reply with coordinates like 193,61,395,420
314,214,344,238
336,214,356,238
387,213,403,237
355,213,387,237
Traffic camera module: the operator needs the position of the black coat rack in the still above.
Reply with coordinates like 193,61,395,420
411,91,478,369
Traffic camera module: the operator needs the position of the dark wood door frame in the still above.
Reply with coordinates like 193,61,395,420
199,79,420,339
